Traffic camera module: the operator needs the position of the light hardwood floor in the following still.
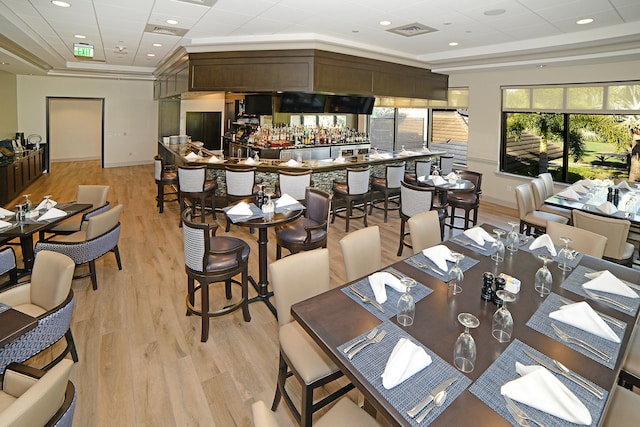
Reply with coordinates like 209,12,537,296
6,161,518,426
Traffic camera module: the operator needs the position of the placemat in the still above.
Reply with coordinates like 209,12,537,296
338,320,472,426
274,200,305,214
470,339,607,427
0,302,10,314
223,203,264,223
519,242,584,268
341,267,433,321
560,265,640,316
525,293,623,368
449,234,496,256
404,252,479,281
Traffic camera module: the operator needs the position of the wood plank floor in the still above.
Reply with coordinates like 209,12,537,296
5,161,518,426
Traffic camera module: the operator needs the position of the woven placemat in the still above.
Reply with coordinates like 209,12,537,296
0,302,10,314
519,242,584,268
470,339,607,427
525,293,623,368
341,267,433,321
404,253,479,281
338,320,472,426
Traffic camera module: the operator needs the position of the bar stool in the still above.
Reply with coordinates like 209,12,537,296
447,170,482,230
178,165,217,223
275,169,313,203
331,166,371,232
224,165,260,232
439,154,455,175
369,162,405,222
397,180,445,256
154,156,178,213
404,159,432,184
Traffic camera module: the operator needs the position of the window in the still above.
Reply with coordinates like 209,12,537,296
501,82,640,183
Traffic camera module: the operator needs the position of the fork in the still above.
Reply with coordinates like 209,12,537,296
347,330,386,359
584,289,633,312
551,323,611,361
558,296,625,329
504,395,546,427
451,237,486,251
343,328,378,353
349,286,385,313
409,258,445,277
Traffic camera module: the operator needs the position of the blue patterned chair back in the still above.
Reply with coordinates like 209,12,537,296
0,247,16,277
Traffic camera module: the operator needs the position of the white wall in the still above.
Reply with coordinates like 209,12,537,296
16,75,157,168
449,59,640,209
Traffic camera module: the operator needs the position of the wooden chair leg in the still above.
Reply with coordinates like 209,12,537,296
113,245,122,270
201,280,210,342
271,352,287,410
89,260,98,290
397,218,406,256
241,268,251,322
66,329,79,362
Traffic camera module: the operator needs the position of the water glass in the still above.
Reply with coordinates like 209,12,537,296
557,237,575,272
397,277,416,327
492,290,516,342
448,252,464,295
454,313,479,373
535,255,553,297
491,229,505,263
506,221,519,253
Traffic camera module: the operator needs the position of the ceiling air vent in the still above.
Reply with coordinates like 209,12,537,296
144,24,188,37
387,23,437,37
174,0,218,6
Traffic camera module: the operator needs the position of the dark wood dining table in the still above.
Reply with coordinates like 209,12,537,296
292,225,640,426
0,307,37,348
0,203,92,272
417,176,475,205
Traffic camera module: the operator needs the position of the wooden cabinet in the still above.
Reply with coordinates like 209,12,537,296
0,149,45,206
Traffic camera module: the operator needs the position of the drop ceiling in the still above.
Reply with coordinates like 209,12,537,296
0,0,639,78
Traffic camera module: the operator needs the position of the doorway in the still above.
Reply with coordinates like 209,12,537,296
186,111,222,151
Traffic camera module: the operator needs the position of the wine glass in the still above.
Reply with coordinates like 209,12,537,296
16,204,25,222
535,255,553,297
492,290,516,342
506,221,519,253
22,194,31,213
42,195,53,211
557,237,575,272
257,184,265,208
625,194,637,218
448,252,464,295
397,277,416,327
454,313,480,373
491,229,505,263
262,192,274,219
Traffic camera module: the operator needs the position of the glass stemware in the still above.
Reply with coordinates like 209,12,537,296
42,195,53,211
506,221,519,253
16,204,25,222
448,252,464,295
397,277,416,327
257,184,265,208
535,255,553,297
491,229,505,263
492,290,516,342
262,192,274,219
625,194,637,218
22,194,31,213
454,313,480,373
557,236,575,272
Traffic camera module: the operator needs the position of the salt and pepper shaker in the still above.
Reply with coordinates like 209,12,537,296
614,188,620,206
607,187,613,203
493,276,506,305
481,272,494,302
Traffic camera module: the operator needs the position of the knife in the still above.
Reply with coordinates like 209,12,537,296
407,377,458,417
452,237,486,251
523,349,603,399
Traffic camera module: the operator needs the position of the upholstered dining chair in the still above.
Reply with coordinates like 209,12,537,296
572,210,634,266
340,225,381,282
397,180,444,256
369,162,405,222
514,183,568,235
404,159,432,184
275,169,313,203
182,207,251,342
447,170,482,230
0,247,17,289
40,184,110,240
0,359,76,427
530,177,571,221
408,211,442,255
269,249,354,427
331,166,372,232
224,165,260,231
154,155,178,213
602,385,640,427
275,187,331,259
546,222,607,258
0,250,77,375
439,154,455,175
34,204,123,290
620,325,640,389
538,172,555,198
178,165,217,223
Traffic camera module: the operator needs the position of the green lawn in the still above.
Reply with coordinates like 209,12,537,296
581,140,627,167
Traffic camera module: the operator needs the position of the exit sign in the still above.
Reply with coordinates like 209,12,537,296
73,43,93,58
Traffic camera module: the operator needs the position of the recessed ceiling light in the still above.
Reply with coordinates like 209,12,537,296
538,64,546,68
379,20,392,26
449,42,459,46
51,1,71,7
484,9,506,16
166,19,179,25
352,29,359,33
147,53,156,57
0,62,9,65
443,22,452,26
74,34,86,39
153,43,163,47
576,18,594,25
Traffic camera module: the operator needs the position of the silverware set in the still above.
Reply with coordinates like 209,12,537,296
342,328,378,353
407,377,457,421
348,286,385,313
451,237,486,251
346,330,386,360
551,323,612,361
583,289,633,312
504,395,546,427
408,257,445,277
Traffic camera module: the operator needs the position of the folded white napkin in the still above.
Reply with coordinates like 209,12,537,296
569,183,589,194
575,179,592,188
615,181,631,190
25,211,40,219
399,149,410,156
583,270,639,299
282,159,300,167
557,188,581,201
185,152,200,160
0,207,14,218
463,227,496,245
421,147,431,154
597,201,618,214
550,301,620,342
227,202,252,216
37,207,66,221
35,198,57,211
422,245,454,272
381,338,432,389
369,152,383,159
208,155,223,163
445,172,457,180
275,193,298,208
528,234,557,256
243,157,258,165
429,175,447,186
0,219,12,228
501,362,592,425
367,272,405,304
333,156,346,164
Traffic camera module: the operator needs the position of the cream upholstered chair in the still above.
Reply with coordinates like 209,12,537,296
178,165,218,222
408,211,442,255
275,169,313,203
397,181,445,256
0,251,77,374
340,226,381,282
602,385,640,427
0,359,76,427
34,205,123,290
252,398,380,427
154,156,178,213
369,162,405,222
514,183,568,235
572,210,634,267
331,167,372,232
530,177,571,220
538,172,555,197
269,249,354,427
546,222,607,258
620,325,640,389
0,247,17,288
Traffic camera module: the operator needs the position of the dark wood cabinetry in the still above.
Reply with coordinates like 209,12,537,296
0,149,45,206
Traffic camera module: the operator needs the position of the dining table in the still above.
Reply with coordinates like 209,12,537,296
292,224,640,426
0,305,37,348
417,175,475,205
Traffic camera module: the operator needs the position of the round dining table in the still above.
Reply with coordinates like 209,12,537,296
417,175,475,205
